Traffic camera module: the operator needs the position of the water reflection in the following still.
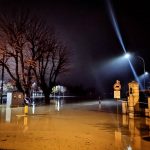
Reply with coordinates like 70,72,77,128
5,106,11,122
0,101,150,150
115,114,150,150
31,101,36,114
1,97,64,123
115,129,122,150
54,97,64,111
23,116,28,132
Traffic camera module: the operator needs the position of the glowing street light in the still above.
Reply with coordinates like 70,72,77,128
136,56,146,89
125,53,146,89
124,53,130,59
145,71,148,75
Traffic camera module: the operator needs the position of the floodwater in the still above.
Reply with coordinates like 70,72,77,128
0,99,150,150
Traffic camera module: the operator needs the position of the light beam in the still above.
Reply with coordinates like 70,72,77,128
106,0,143,89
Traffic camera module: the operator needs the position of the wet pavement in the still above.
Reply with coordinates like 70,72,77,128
0,99,150,150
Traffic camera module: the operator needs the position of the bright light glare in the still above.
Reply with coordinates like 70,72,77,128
145,71,148,75
125,53,130,59
99,55,130,74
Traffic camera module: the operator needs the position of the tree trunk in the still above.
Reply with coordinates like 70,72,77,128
24,87,31,98
41,86,51,104
16,81,24,93
44,93,50,104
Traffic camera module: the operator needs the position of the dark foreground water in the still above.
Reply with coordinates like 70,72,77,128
0,99,150,150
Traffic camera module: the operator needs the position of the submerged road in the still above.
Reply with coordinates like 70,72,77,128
0,99,150,150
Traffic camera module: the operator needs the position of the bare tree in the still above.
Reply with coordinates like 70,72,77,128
0,10,31,96
0,9,69,104
25,17,69,104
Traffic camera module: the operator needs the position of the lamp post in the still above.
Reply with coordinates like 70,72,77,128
136,56,146,89
125,53,146,89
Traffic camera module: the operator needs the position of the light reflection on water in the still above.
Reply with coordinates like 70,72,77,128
5,106,11,122
0,100,150,150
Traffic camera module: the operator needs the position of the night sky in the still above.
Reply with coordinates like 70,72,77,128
1,0,150,94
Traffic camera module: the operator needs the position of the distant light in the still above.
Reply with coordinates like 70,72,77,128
124,53,130,59
145,72,148,75
127,145,132,150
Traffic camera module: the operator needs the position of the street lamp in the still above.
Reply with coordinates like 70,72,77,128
136,56,146,89
144,72,149,88
124,53,146,89
124,53,130,59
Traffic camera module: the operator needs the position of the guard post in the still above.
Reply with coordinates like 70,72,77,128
24,97,30,115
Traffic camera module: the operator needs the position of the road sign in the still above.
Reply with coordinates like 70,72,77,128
114,90,121,99
113,80,121,91
113,80,121,100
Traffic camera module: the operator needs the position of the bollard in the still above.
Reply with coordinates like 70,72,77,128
24,97,30,115
24,105,28,115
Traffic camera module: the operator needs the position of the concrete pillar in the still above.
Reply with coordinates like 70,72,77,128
128,81,140,117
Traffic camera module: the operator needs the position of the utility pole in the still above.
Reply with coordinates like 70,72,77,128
0,53,4,104
137,56,146,89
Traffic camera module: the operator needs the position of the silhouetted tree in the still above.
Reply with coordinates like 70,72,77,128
0,10,31,95
0,9,69,104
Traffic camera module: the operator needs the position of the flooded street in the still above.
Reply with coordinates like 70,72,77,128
0,100,150,150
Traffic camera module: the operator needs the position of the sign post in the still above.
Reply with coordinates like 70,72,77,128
113,80,121,100
113,80,121,128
